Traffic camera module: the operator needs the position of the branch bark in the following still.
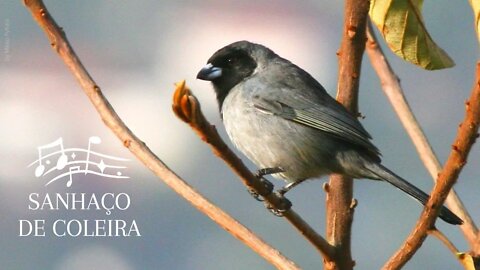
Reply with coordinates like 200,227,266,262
382,62,480,269
365,23,478,250
22,1,301,269
325,1,370,269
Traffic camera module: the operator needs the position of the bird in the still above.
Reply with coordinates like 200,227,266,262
196,40,462,225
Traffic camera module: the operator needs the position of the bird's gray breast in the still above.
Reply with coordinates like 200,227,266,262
221,84,333,182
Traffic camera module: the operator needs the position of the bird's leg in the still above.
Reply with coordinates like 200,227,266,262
256,167,285,178
252,167,293,217
247,167,284,201
277,179,306,196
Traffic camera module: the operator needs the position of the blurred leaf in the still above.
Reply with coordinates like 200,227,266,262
369,0,455,70
457,252,477,270
469,0,480,44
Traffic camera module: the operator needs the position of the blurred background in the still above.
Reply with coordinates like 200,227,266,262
1,1,479,269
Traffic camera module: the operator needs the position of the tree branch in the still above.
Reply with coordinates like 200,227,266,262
428,228,459,255
474,231,480,256
22,1,302,269
382,62,480,269
173,81,336,262
325,1,370,269
365,22,478,249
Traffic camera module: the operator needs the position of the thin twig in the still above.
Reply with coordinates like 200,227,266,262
427,228,480,269
382,62,480,269
22,1,302,269
172,81,335,261
365,22,478,249
474,231,480,256
324,1,370,269
428,227,459,255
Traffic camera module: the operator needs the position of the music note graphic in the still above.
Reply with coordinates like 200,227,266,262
85,136,101,174
66,166,81,187
34,138,68,177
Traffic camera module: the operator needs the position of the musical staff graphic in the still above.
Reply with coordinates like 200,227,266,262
28,137,129,187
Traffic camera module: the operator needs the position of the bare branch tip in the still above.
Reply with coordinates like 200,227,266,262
367,38,377,48
451,144,460,152
123,139,131,148
347,25,357,38
172,80,193,123
350,198,358,209
322,182,330,192
188,95,202,125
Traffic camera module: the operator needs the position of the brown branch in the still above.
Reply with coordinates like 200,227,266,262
382,63,480,269
365,23,478,249
474,231,480,256
173,81,335,262
22,1,302,269
428,228,480,269
325,1,370,269
428,228,459,255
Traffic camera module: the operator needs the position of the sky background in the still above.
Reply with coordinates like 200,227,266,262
1,1,479,269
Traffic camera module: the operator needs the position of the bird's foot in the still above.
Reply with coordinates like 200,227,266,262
247,178,273,202
248,167,283,201
249,167,293,216
264,191,292,217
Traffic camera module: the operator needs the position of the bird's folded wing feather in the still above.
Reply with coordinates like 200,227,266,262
252,94,379,154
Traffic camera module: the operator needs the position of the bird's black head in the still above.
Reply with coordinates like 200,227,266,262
197,41,261,108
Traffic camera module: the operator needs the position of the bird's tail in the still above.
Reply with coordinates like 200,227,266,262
363,162,463,225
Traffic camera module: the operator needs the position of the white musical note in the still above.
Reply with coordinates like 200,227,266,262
34,138,68,177
85,136,101,174
67,166,81,187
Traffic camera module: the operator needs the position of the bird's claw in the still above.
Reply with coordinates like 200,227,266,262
264,191,292,217
266,203,286,217
248,171,275,200
248,188,264,201
249,167,292,216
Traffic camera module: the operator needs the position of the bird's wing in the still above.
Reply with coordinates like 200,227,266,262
252,94,379,154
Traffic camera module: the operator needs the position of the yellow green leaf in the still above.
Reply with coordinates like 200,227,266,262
369,0,455,70
469,0,480,44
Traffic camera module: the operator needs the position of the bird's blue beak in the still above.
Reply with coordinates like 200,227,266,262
197,63,222,81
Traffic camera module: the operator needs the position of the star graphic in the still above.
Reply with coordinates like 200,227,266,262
98,159,106,173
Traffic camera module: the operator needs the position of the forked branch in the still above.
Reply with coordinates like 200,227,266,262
366,22,478,249
382,62,480,269
22,0,301,269
325,0,370,269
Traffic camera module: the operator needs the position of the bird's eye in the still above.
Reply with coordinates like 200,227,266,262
226,56,238,65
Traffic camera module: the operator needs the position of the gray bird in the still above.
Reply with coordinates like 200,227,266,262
196,40,462,225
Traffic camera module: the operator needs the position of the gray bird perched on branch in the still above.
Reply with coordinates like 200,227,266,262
196,40,462,225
